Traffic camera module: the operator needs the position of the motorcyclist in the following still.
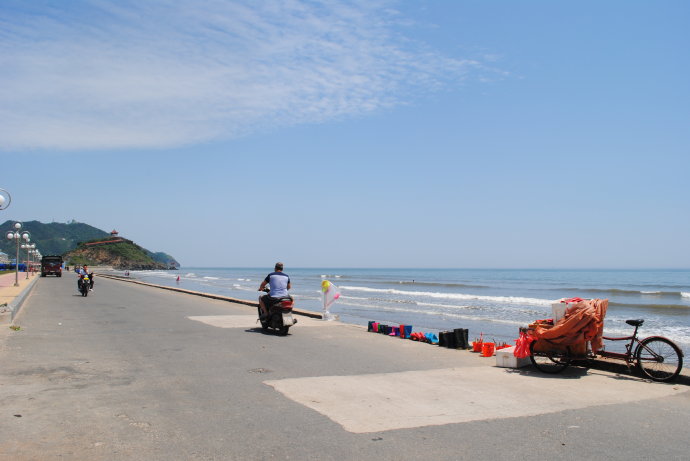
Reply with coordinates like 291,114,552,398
76,264,94,291
76,264,88,291
258,262,291,319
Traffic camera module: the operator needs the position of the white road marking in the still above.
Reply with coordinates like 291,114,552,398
264,366,683,433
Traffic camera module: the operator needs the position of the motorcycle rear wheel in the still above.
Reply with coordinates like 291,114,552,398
257,307,269,330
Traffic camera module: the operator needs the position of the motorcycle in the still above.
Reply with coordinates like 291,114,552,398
79,274,90,297
258,288,297,335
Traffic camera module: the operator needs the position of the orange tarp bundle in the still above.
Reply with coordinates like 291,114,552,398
534,299,608,353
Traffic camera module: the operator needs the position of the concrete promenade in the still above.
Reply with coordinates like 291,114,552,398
1,275,689,460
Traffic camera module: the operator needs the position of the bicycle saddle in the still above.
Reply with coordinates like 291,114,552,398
626,319,644,327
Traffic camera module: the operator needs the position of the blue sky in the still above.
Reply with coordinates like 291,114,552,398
1,0,688,268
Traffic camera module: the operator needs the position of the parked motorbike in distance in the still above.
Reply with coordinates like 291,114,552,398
79,274,90,297
258,287,297,335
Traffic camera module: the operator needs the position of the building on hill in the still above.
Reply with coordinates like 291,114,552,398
110,229,119,237
0,251,8,264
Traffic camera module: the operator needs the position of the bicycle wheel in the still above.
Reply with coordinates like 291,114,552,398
529,341,571,374
636,337,683,382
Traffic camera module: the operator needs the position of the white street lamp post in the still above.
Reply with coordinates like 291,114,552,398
21,243,35,279
33,250,41,275
33,247,38,275
30,247,38,276
5,222,30,287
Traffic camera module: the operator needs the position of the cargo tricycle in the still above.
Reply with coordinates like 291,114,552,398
529,318,683,382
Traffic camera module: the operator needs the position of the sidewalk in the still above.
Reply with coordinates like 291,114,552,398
0,271,39,324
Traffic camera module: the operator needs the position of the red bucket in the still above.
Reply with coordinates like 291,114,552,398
481,342,495,357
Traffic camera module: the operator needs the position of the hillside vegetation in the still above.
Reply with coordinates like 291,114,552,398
1,220,179,270
1,220,108,256
64,238,177,270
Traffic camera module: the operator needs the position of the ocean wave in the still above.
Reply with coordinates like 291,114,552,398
416,301,483,311
609,301,690,310
682,292,690,298
601,319,690,349
340,295,369,301
289,293,320,303
231,284,255,291
557,287,689,296
415,301,546,317
203,276,220,280
131,270,173,278
342,301,526,327
339,300,510,320
339,285,553,306
396,280,489,289
335,296,546,319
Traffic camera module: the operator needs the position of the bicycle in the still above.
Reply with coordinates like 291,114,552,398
530,319,684,382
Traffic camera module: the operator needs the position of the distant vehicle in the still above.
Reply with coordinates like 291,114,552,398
41,255,63,277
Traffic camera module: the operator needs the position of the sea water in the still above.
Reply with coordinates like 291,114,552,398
122,268,690,357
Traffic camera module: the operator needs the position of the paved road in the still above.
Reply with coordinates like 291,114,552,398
1,276,689,460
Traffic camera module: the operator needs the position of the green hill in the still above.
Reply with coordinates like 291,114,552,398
64,238,178,270
1,220,109,256
1,220,179,269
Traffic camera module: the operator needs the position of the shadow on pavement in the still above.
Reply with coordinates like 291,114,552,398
244,327,292,336
504,360,690,386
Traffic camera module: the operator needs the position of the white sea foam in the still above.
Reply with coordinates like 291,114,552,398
185,273,196,277
133,270,170,277
231,285,254,291
339,285,553,306
415,301,547,317
203,276,220,280
641,291,661,294
602,322,690,351
681,292,690,298
339,300,525,327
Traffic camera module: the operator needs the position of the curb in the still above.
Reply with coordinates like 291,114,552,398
96,273,323,319
584,357,690,386
4,275,40,323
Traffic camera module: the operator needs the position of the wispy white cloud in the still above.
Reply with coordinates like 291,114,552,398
0,0,486,151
